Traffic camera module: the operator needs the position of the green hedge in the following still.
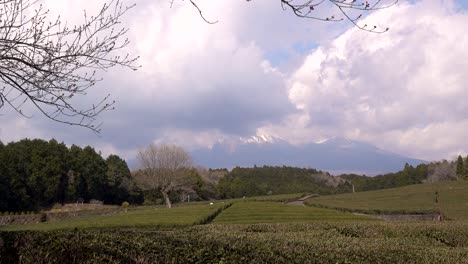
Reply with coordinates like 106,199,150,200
2,222,468,263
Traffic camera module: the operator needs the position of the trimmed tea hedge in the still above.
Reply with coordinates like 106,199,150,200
2,221,468,263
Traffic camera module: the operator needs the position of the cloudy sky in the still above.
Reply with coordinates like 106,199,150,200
1,0,467,162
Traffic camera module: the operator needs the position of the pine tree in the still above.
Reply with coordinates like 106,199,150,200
456,155,464,178
465,155,468,180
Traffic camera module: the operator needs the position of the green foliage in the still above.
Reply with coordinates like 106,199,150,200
2,222,468,263
213,202,373,224
465,155,468,180
457,155,464,177
105,155,143,205
195,203,232,225
0,204,227,231
0,139,143,212
242,193,306,202
217,166,352,198
306,180,468,220
341,163,428,192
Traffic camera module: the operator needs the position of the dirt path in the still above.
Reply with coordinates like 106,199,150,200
287,200,305,206
286,195,318,206
298,195,317,201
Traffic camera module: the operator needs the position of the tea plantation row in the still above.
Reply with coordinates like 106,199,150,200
2,222,468,263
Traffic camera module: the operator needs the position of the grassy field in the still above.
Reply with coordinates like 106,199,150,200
0,203,228,231
213,201,375,224
306,180,468,220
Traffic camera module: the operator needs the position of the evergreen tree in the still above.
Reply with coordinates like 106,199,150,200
105,154,137,204
0,141,10,212
456,155,464,178
106,155,131,188
465,155,468,180
0,139,143,211
80,146,108,201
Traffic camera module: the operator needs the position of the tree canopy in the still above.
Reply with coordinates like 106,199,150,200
0,139,142,212
217,166,352,198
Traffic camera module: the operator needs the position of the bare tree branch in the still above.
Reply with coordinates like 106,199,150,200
169,0,218,24
135,143,194,208
0,0,139,133
181,0,398,33
188,0,218,24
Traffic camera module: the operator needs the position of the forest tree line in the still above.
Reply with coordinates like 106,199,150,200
1,138,466,212
216,166,352,198
340,156,468,192
0,139,143,212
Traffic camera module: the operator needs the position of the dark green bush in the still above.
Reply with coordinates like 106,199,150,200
1,222,468,263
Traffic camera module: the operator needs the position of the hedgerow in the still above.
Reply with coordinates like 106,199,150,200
1,222,468,263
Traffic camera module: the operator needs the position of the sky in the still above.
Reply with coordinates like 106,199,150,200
1,0,468,163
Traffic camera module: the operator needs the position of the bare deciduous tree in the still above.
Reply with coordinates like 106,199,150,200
136,143,193,208
426,160,457,183
0,0,139,132
177,0,399,33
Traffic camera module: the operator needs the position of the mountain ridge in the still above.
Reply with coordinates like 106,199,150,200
191,136,427,176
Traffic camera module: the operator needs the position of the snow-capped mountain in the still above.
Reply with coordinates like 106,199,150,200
191,136,427,175
240,134,281,144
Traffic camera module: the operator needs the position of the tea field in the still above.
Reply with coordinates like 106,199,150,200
2,183,468,263
2,221,468,263
0,203,229,231
306,180,468,220
213,201,374,224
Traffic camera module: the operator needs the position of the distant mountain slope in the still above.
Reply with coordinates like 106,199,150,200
191,136,427,175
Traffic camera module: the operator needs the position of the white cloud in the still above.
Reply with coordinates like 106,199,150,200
1,0,302,155
2,0,467,163
262,0,468,160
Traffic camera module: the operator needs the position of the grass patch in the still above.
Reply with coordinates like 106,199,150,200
306,180,468,220
213,202,375,224
0,203,227,231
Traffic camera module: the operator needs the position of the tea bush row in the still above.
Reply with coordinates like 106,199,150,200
2,222,468,263
305,202,440,215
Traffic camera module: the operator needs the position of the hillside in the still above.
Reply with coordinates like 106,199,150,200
340,163,429,192
216,166,352,198
306,180,468,220
191,136,426,175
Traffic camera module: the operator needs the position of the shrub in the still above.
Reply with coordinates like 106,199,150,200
121,201,129,207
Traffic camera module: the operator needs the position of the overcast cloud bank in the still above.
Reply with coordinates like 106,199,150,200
1,0,467,164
